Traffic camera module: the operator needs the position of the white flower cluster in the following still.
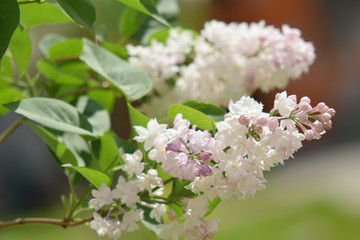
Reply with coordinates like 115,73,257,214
88,150,164,239
89,92,334,240
127,20,315,117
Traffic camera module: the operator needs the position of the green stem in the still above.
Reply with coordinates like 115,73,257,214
0,117,26,146
17,0,46,4
67,184,93,220
104,156,119,172
66,169,78,203
24,72,37,97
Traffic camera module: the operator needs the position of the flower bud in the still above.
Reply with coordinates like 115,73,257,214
239,115,250,126
313,121,324,133
198,164,213,177
304,130,314,141
266,117,279,131
298,102,310,112
166,143,180,152
199,153,212,163
316,102,326,112
328,108,336,117
300,96,311,104
256,117,268,126
323,120,332,130
296,111,308,123
320,113,331,122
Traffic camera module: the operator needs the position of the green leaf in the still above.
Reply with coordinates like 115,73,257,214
168,104,215,131
37,60,84,85
48,38,83,62
0,87,23,116
93,132,119,171
39,34,67,58
76,96,110,136
205,197,221,217
119,7,148,39
58,61,88,80
137,203,163,225
63,166,111,188
183,101,226,122
116,0,169,27
19,2,71,29
56,0,96,32
115,136,137,155
168,179,195,199
102,41,128,59
9,27,31,79
61,132,91,167
0,55,13,79
146,27,169,44
80,39,151,101
141,220,162,236
0,0,19,60
127,103,150,128
87,89,116,113
25,123,78,166
4,97,96,136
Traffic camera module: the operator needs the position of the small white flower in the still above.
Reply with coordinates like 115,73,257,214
90,212,121,239
134,119,167,151
88,183,113,210
122,150,144,177
274,91,297,117
112,176,140,207
136,169,163,194
149,203,167,223
121,209,144,232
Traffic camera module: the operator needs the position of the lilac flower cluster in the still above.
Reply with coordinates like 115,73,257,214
89,92,334,240
127,20,315,117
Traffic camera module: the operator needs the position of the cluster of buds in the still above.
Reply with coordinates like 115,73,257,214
271,92,335,140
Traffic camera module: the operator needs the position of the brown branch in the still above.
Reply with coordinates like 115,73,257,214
0,215,93,229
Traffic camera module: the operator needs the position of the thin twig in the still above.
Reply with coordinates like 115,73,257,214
0,215,93,229
0,116,26,146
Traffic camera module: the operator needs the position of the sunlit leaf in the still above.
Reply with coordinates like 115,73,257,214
119,7,148,39
39,34,66,58
168,104,215,131
63,165,111,188
182,101,226,122
37,60,84,85
48,38,83,62
5,97,96,136
80,39,151,101
0,87,23,116
127,103,150,128
9,27,31,79
20,2,71,29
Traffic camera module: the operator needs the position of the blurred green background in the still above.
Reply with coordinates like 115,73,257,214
1,0,360,239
